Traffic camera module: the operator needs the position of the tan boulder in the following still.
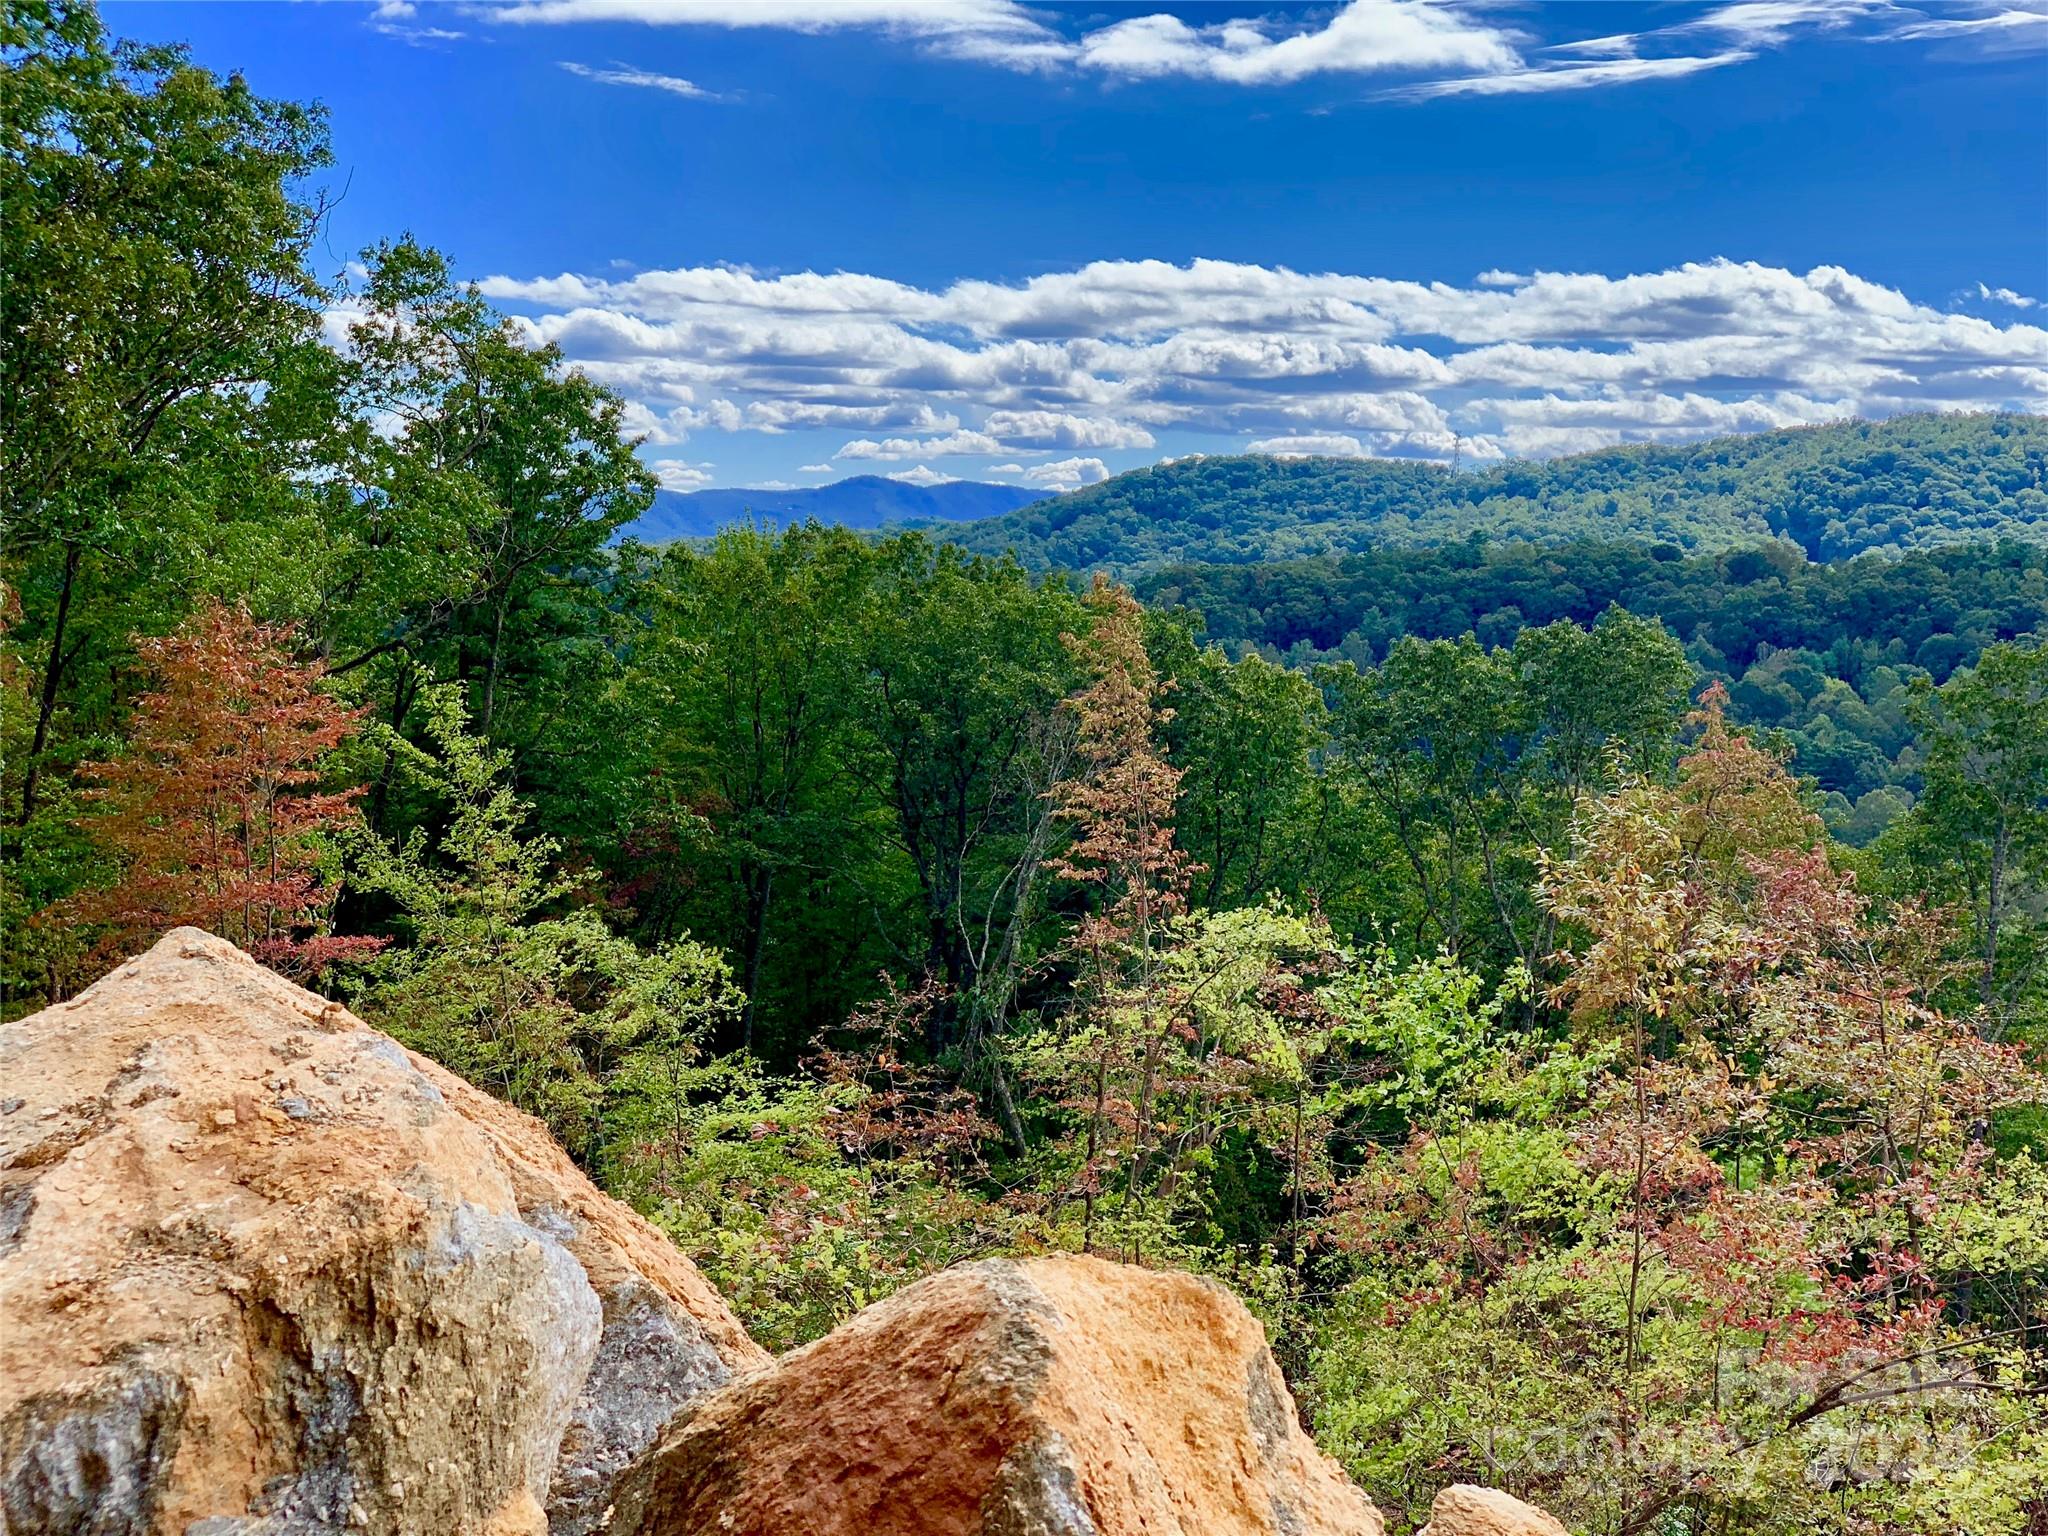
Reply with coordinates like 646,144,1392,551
0,928,767,1536
1417,1485,1572,1536
605,1251,1384,1536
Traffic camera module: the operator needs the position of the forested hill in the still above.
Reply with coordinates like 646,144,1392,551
627,475,1049,541
946,413,2048,574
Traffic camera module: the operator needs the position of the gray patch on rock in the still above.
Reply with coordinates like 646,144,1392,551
953,1260,1063,1408
0,1366,187,1536
1245,1355,1309,1536
544,1279,737,1536
522,1203,582,1247
247,1352,361,1530
980,1430,1099,1536
0,1181,34,1258
208,1302,363,1536
350,1037,415,1076
1246,1355,1292,1465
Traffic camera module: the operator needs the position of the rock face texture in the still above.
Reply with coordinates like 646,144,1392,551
1417,1485,1573,1536
0,928,766,1536
603,1252,1386,1536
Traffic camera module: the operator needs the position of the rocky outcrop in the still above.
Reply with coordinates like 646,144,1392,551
1417,1485,1572,1536
2,930,1571,1536
603,1252,1385,1536
0,928,766,1536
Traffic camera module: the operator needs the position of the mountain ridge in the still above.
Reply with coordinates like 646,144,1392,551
939,413,2048,575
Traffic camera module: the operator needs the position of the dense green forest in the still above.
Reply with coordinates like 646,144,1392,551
1142,538,2048,840
5,7,2046,1533
947,414,2048,575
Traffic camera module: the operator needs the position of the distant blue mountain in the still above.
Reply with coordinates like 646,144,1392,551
622,475,1054,542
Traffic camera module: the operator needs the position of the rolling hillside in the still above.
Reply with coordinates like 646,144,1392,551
944,414,2048,575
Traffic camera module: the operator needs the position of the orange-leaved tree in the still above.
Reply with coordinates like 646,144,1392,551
1046,576,1198,1256
68,600,380,983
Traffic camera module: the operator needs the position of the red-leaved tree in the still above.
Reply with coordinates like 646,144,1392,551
68,601,380,983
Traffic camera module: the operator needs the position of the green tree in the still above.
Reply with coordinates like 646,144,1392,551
3,0,331,824
849,536,1085,1048
348,686,734,1153
329,240,656,751
1901,640,2048,1028
632,524,876,1049
1159,635,1328,910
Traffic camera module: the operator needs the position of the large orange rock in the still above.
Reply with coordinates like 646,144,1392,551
0,929,766,1536
1417,1485,1572,1536
605,1252,1385,1536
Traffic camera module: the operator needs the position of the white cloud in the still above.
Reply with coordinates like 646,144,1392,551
887,464,960,486
1018,456,1111,488
560,61,729,98
650,458,716,491
478,254,2048,470
1066,2,1518,83
1246,434,1369,458
619,395,745,444
746,399,958,433
799,462,835,473
983,409,1156,449
835,429,1004,460
1977,282,2041,309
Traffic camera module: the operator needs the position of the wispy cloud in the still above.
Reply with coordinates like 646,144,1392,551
370,0,464,44
470,0,2046,98
1887,3,2048,44
1392,49,1751,98
560,61,731,99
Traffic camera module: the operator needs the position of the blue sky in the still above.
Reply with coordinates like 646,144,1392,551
113,1,2048,492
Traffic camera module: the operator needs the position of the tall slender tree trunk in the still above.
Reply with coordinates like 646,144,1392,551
739,865,773,1051
18,542,80,825
366,661,417,836
479,592,509,734
1980,817,2010,1016
1082,1047,1109,1255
